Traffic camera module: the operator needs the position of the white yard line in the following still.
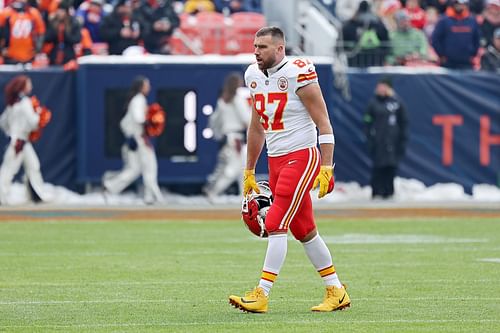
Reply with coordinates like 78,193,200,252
478,258,500,263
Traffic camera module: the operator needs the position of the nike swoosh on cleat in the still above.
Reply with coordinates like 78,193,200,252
339,294,346,304
240,298,257,304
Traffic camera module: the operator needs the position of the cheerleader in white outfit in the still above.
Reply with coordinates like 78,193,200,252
0,75,48,205
103,76,163,204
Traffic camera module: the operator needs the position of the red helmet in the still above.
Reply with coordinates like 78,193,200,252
241,181,273,238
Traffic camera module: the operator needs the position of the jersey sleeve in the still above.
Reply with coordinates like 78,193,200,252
294,59,318,90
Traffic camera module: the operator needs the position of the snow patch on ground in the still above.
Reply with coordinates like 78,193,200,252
1,177,499,207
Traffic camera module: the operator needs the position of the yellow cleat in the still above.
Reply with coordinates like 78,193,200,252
311,285,351,312
229,287,268,313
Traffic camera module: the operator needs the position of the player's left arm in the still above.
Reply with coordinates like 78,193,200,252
296,82,334,166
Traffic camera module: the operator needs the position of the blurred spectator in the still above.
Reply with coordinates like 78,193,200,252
342,1,390,67
0,0,45,64
364,76,408,200
378,0,402,31
480,0,500,47
203,72,250,200
404,0,427,29
423,6,439,38
214,0,244,15
480,26,500,71
38,0,59,22
125,0,152,42
215,0,263,14
183,0,215,14
143,0,180,54
44,1,82,65
431,0,481,69
99,0,145,55
76,0,106,42
387,10,430,64
421,0,450,13
336,0,372,22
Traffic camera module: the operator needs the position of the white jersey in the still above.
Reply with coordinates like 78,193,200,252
120,93,147,138
0,96,39,141
244,57,318,156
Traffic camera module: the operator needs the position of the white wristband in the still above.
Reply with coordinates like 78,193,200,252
318,134,335,145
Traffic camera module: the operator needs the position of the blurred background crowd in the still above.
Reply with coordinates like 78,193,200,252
0,0,497,71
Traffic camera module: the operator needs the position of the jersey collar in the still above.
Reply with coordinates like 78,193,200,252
265,57,288,77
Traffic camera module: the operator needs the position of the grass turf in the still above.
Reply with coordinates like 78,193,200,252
0,214,499,332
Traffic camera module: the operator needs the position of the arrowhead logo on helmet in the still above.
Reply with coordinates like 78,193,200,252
241,180,273,238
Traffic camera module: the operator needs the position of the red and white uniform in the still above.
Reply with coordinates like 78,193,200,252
245,57,321,240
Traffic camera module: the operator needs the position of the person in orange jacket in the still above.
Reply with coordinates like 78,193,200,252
0,0,46,64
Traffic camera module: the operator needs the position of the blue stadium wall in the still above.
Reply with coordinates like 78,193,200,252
0,59,498,193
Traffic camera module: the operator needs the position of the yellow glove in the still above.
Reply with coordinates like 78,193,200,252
243,169,260,196
312,165,335,198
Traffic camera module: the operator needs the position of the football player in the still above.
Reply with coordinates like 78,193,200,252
229,26,350,313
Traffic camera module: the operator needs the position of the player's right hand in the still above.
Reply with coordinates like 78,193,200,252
243,169,260,196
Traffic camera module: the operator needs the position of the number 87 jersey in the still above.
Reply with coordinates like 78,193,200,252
244,57,319,157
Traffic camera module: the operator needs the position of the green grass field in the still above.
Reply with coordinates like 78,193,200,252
0,211,499,332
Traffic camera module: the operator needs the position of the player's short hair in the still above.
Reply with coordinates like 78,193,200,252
255,26,285,43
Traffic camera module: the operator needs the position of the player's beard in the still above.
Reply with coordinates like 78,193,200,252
259,55,277,70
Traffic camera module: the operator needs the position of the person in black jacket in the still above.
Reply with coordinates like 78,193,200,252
99,0,147,55
44,1,82,65
142,0,180,54
364,76,408,199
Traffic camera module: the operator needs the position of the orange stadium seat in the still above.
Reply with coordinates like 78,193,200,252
228,12,266,54
170,13,201,55
196,11,227,54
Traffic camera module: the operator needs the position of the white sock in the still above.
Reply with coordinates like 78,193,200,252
303,234,342,288
258,233,288,296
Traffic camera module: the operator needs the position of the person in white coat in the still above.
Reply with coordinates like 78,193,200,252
0,75,48,205
103,76,163,204
203,72,251,200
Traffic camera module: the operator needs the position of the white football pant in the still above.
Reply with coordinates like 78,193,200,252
103,136,163,203
0,142,49,204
